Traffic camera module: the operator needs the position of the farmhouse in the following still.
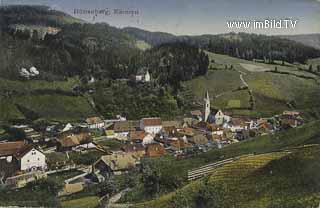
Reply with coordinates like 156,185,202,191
93,153,138,178
129,130,146,143
178,127,195,137
114,121,138,139
135,69,151,83
57,129,91,151
207,123,224,135
86,116,105,129
145,143,166,157
188,134,208,146
0,141,46,179
168,139,192,153
121,144,145,158
161,126,179,138
140,118,162,135
229,117,250,132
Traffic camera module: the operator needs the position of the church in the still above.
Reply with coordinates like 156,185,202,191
204,90,211,122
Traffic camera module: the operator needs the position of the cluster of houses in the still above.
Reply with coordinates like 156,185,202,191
0,92,304,188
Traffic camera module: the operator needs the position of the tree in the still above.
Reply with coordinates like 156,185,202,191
97,179,118,197
31,29,40,43
309,65,313,72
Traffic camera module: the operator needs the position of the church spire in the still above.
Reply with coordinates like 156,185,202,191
204,90,211,122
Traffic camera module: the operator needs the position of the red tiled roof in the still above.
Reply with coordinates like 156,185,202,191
0,141,34,159
0,141,25,156
129,131,146,141
169,140,192,149
178,127,194,136
14,145,34,159
121,144,145,153
207,124,222,131
59,132,91,147
231,118,248,127
145,143,166,157
142,118,162,126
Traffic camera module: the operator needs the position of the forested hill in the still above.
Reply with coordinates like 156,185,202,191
279,33,320,50
0,5,84,27
124,27,320,63
123,27,179,46
141,43,209,87
0,5,143,81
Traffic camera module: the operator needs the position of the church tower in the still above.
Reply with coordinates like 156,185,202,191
204,90,211,122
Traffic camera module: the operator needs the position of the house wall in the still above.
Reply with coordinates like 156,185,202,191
114,131,129,138
230,126,247,132
89,122,105,129
20,149,46,171
143,125,162,135
142,135,155,145
212,130,224,135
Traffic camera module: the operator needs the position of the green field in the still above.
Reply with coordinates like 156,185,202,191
61,196,100,208
0,77,94,122
0,77,80,93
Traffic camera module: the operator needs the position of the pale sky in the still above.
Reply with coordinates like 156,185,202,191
2,0,320,35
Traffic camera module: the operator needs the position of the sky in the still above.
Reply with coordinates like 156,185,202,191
1,0,320,35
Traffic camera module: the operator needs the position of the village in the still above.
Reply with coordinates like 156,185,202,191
0,89,304,197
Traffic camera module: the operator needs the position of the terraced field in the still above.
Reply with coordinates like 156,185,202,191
133,146,320,208
210,153,288,182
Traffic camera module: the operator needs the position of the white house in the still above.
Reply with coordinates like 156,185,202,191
140,118,162,135
135,70,151,83
19,148,46,171
0,141,47,175
215,110,231,125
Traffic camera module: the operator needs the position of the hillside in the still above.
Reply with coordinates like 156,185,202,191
135,146,320,208
280,33,320,50
124,28,320,63
182,51,320,118
0,5,84,27
123,27,179,46
0,78,94,123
